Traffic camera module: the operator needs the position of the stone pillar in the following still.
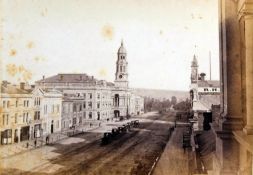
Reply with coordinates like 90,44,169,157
243,14,253,135
239,145,252,175
211,0,244,174
218,0,243,130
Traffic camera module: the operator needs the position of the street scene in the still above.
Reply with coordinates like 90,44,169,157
1,0,253,175
0,112,189,175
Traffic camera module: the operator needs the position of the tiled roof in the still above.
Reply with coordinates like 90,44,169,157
1,85,32,94
36,73,97,83
36,73,115,88
198,80,220,87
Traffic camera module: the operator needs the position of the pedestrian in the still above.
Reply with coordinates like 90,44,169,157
46,136,49,145
34,139,37,148
26,142,29,148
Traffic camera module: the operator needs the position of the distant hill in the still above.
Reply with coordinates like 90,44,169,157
132,88,189,101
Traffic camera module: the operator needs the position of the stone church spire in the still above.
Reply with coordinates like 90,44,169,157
115,40,128,88
191,54,198,83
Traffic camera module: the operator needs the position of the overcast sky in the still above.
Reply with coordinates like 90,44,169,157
1,0,219,91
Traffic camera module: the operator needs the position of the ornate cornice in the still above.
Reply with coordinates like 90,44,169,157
237,0,253,20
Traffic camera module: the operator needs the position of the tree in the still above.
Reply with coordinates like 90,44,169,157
171,96,177,106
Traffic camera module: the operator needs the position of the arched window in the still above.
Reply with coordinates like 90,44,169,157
115,94,119,107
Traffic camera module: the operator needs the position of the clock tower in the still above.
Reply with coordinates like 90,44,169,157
191,54,198,83
115,40,128,88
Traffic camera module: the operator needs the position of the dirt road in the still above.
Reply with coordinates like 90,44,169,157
1,112,175,175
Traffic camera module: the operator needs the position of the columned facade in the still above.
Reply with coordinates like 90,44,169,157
243,11,253,134
211,0,253,174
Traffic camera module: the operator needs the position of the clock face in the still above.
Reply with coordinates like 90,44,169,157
119,75,123,79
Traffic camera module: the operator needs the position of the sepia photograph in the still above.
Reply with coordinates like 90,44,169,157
0,0,252,174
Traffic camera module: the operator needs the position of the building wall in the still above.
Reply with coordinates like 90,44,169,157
0,93,33,145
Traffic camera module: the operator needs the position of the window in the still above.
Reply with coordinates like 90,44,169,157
26,113,28,123
73,104,76,112
34,111,40,120
2,114,5,125
88,102,92,109
16,100,18,107
89,112,92,119
44,105,47,114
27,100,29,107
56,120,59,129
15,113,18,124
23,113,25,123
73,118,76,125
24,100,26,107
97,102,100,109
7,101,10,108
79,105,82,112
83,102,86,109
3,101,6,108
57,105,60,113
97,112,100,120
97,93,100,99
89,93,92,99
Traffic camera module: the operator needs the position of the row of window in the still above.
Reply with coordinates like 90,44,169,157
43,104,60,114
74,93,110,100
2,100,30,108
34,97,41,106
203,88,218,92
2,113,29,126
67,102,112,113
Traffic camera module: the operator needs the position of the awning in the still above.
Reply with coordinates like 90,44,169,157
192,101,210,112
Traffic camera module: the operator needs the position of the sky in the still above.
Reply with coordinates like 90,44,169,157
1,0,219,91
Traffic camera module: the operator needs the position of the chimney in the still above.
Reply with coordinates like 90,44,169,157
200,73,206,81
2,81,8,87
20,82,25,90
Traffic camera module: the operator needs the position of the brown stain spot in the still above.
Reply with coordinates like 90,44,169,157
27,41,35,49
6,64,33,81
22,69,33,81
99,68,107,77
6,64,18,76
101,24,114,40
9,49,17,56
41,8,48,17
33,56,46,62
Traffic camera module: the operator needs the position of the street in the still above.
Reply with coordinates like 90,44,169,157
0,112,176,175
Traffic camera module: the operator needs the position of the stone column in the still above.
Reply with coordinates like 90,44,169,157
239,145,252,175
211,0,244,174
243,14,253,135
218,0,244,130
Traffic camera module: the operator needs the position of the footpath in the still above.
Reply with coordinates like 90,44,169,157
153,126,193,175
0,117,139,159
0,123,101,159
